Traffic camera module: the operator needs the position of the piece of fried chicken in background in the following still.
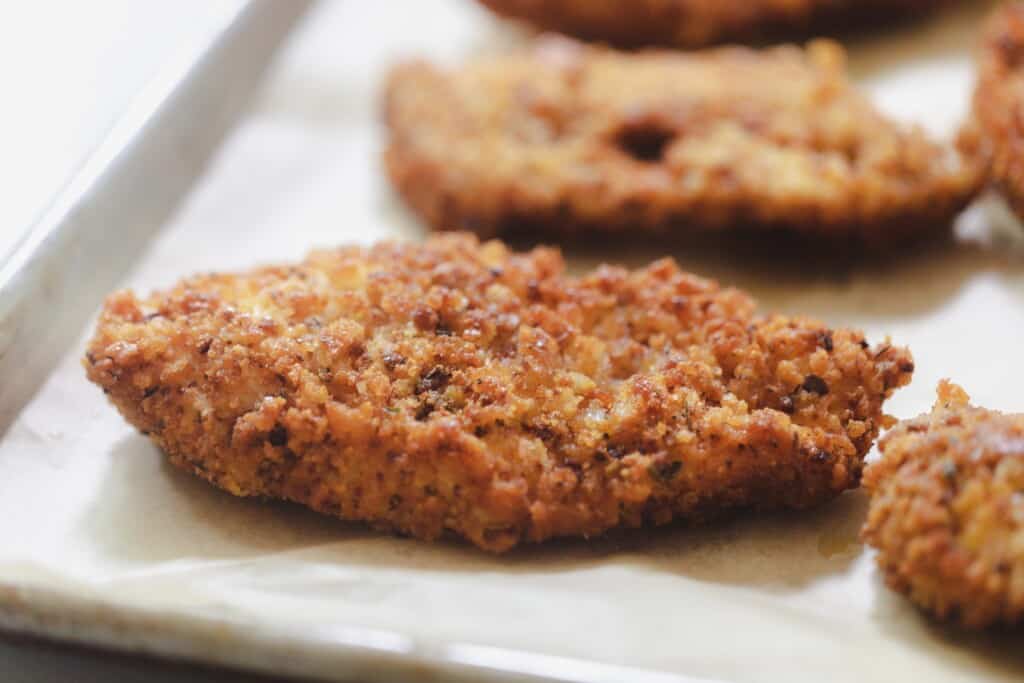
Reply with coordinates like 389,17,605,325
474,0,955,49
973,2,1024,227
383,37,982,245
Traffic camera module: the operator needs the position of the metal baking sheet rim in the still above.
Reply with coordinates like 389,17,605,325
0,580,713,683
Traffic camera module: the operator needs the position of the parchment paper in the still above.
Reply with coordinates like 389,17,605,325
1,1,1022,681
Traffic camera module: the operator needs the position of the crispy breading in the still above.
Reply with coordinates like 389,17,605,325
974,2,1024,221
85,234,913,552
862,382,1024,628
476,0,950,49
383,38,982,243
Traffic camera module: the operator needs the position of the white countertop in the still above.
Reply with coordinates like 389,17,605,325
0,1,238,264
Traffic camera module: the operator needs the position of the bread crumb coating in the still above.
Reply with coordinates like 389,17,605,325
87,234,913,551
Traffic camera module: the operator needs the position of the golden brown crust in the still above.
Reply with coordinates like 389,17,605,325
862,382,1024,628
476,0,950,49
974,2,1024,220
384,38,982,244
85,234,913,552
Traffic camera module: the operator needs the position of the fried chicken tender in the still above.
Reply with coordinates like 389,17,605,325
476,0,950,49
85,235,913,552
384,38,982,243
974,2,1024,221
862,382,1024,628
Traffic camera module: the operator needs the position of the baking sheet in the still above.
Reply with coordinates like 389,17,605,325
1,1,1023,681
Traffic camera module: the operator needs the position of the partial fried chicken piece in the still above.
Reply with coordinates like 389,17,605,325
863,382,1024,628
86,234,913,552
974,2,1024,221
475,0,951,50
384,38,982,244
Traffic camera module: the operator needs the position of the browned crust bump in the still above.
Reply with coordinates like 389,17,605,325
86,234,913,552
384,38,982,244
862,381,1024,628
475,0,951,49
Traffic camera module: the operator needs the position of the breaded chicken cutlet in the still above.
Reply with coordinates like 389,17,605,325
974,2,1024,221
476,0,950,50
85,234,914,552
863,382,1024,628
384,38,982,244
